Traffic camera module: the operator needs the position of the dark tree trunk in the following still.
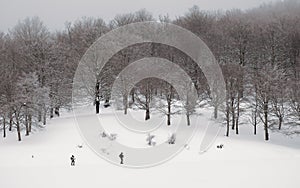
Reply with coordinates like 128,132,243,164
254,85,258,135
253,102,257,135
226,103,230,137
239,70,244,98
278,116,283,130
124,106,127,115
25,115,29,136
25,106,29,136
235,117,239,134
131,89,135,104
236,65,243,134
95,81,100,113
16,115,21,141
145,83,151,121
226,120,230,137
96,101,100,114
145,108,150,121
54,107,60,117
9,111,13,131
264,101,269,141
238,54,246,98
214,106,218,119
3,116,6,138
186,114,191,126
123,95,128,115
231,97,235,130
50,108,54,118
38,110,42,122
167,100,171,126
264,125,269,141
236,95,240,135
29,115,32,133
43,110,47,125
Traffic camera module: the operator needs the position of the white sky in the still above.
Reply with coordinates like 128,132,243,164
0,0,275,32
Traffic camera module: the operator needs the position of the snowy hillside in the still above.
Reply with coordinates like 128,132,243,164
1,1,300,188
1,107,300,188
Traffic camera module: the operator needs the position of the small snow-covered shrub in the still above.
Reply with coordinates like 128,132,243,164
146,133,156,146
108,133,117,141
167,133,176,144
101,131,108,138
100,132,117,141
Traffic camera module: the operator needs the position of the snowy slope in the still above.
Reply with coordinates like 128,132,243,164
1,107,300,188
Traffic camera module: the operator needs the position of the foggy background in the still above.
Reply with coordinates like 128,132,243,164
0,0,274,32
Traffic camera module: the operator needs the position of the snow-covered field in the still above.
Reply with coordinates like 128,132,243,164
1,107,300,188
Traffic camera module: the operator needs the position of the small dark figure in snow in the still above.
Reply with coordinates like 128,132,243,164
119,152,124,164
217,144,224,149
104,99,110,108
70,155,76,166
32,155,34,158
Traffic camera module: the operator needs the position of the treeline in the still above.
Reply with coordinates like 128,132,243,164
0,0,299,141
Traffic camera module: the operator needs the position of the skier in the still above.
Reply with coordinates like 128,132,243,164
119,152,124,164
70,155,76,166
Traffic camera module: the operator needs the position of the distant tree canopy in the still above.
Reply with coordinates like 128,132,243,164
0,1,299,141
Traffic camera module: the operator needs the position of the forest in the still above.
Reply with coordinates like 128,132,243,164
0,0,299,141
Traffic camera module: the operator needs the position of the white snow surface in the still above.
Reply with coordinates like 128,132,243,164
1,106,300,188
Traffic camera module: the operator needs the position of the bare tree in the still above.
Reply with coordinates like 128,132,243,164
156,81,178,126
134,79,154,121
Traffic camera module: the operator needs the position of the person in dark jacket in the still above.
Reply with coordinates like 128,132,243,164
119,152,124,164
70,155,76,166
